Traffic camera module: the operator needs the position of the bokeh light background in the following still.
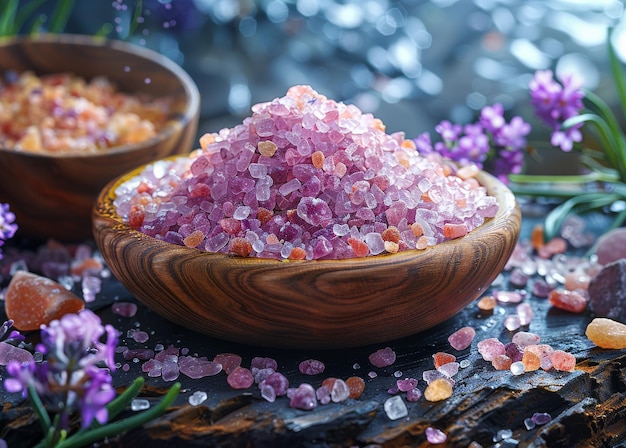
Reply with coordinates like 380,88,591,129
19,0,626,152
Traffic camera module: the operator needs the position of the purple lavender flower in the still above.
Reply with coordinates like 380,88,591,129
3,309,119,430
529,70,584,152
0,203,18,260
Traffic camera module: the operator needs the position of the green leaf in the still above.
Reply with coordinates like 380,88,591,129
544,192,622,240
0,0,18,36
49,0,75,33
608,27,626,120
56,382,181,448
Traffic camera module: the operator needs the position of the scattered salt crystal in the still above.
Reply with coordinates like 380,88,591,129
112,302,138,317
511,332,540,348
424,378,453,401
437,362,459,378
494,429,513,442
383,395,408,420
188,391,208,406
406,387,422,402
131,398,150,411
289,383,317,410
531,412,552,425
260,372,289,398
369,347,396,368
550,350,576,372
250,356,278,372
494,290,524,304
459,359,471,368
585,318,626,349
510,361,525,375
448,326,476,350
0,341,34,365
524,418,536,430
477,338,505,361
299,359,325,375
213,353,242,374
425,427,447,444
516,303,534,325
397,378,418,392
477,295,497,311
81,275,101,303
504,315,521,331
504,343,523,362
330,379,350,402
316,384,331,404
548,289,587,313
227,366,255,389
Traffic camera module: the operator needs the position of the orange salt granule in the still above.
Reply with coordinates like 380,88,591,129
348,238,369,257
5,271,85,331
521,350,541,372
491,354,512,371
530,225,545,251
345,376,366,399
384,241,399,254
311,150,325,169
477,295,497,311
257,207,274,224
288,247,307,260
585,318,626,349
424,378,453,401
230,238,252,257
432,352,456,369
381,226,401,243
258,140,278,157
183,230,205,248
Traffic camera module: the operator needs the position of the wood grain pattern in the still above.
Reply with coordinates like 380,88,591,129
0,34,200,241
93,162,521,349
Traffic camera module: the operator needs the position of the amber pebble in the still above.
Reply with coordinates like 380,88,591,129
5,271,85,331
585,318,626,349
521,349,541,371
345,376,366,399
477,295,497,311
530,225,544,251
424,378,453,401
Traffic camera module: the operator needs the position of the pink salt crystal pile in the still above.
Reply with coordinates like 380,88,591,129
588,259,626,323
585,318,626,349
113,85,498,260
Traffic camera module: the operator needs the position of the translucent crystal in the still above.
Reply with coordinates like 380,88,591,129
384,395,408,420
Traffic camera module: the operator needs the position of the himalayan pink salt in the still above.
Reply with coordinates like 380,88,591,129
251,356,278,372
492,354,512,371
594,227,626,265
227,366,255,389
425,427,447,444
179,356,223,379
532,412,552,425
477,338,505,361
433,351,456,368
550,350,576,372
114,86,498,261
330,379,350,402
299,359,326,375
161,355,180,381
260,372,289,399
511,332,540,348
504,342,523,362
531,279,553,298
142,358,162,377
564,269,591,291
494,290,524,304
538,237,567,258
516,303,534,326
548,289,587,313
345,376,365,399
509,268,529,288
4,271,85,331
504,315,521,331
0,341,34,365
424,378,453,401
369,347,396,368
448,326,476,351
585,318,626,349
112,301,138,317
438,362,459,378
397,378,419,392
125,348,155,361
406,387,422,402
316,384,331,404
289,383,318,410
213,353,242,374
521,350,541,371
525,344,554,371
477,295,497,311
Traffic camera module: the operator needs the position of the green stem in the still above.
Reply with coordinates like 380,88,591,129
509,170,617,185
56,382,181,448
607,27,626,120
27,382,52,436
0,0,18,36
49,0,75,33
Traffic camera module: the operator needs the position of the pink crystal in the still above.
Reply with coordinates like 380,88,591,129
425,427,447,444
369,347,397,368
288,383,318,410
0,341,34,365
477,338,506,361
213,353,242,374
448,326,476,351
299,359,326,375
550,350,576,372
227,366,255,389
548,289,588,313
112,302,138,317
511,331,540,348
396,378,419,392
179,356,223,379
494,290,524,303
260,372,289,397
406,387,422,402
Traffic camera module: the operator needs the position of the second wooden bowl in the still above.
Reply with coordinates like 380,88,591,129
93,159,521,350
0,34,200,241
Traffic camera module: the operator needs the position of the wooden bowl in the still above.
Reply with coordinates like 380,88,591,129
93,161,521,349
0,34,200,242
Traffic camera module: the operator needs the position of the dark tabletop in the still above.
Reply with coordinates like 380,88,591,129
1,204,625,448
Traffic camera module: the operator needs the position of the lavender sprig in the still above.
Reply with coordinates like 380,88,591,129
3,310,180,448
0,202,18,261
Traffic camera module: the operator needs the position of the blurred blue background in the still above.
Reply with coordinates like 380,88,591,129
14,0,626,148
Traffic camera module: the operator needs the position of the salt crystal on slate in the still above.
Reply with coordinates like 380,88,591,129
299,359,325,375
112,302,138,317
188,391,208,406
548,289,588,313
448,326,476,350
531,412,552,425
426,427,447,444
594,227,626,265
550,350,576,371
586,318,626,349
406,387,422,402
227,366,255,389
0,341,34,365
131,399,150,411
477,338,505,361
424,378,453,401
289,383,317,410
330,379,350,402
588,259,626,323
260,372,289,397
511,332,540,348
384,395,408,420
368,347,396,368
397,378,418,392
213,353,242,374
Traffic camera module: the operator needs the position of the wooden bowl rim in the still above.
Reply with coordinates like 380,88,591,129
95,155,520,266
0,33,200,159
